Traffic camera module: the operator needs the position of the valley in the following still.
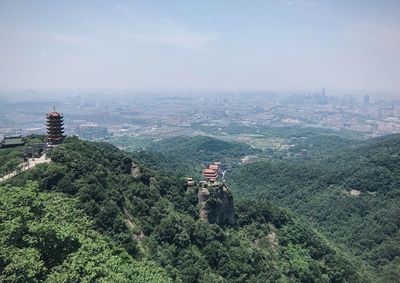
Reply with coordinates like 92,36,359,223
1,134,387,282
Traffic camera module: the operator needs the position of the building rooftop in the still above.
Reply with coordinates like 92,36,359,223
1,136,25,148
203,169,218,174
47,112,63,117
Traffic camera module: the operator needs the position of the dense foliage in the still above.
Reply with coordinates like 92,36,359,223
109,136,153,151
2,137,375,282
0,182,170,282
121,135,259,177
132,150,199,177
0,146,24,177
229,133,400,281
287,134,356,158
147,136,258,161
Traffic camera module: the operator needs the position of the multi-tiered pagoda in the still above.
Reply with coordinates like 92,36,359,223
46,106,65,145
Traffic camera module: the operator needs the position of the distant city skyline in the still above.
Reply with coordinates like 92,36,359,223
0,0,400,94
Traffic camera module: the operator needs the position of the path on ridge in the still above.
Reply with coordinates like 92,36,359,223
0,154,50,183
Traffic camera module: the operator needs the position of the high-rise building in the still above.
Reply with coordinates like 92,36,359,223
46,106,65,145
363,95,370,105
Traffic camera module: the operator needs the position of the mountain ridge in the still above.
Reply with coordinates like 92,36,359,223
1,136,377,282
228,133,400,281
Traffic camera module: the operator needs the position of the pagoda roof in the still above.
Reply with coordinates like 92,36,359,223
47,112,63,117
203,172,218,177
203,169,217,174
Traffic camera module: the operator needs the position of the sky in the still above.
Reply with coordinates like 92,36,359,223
0,0,400,94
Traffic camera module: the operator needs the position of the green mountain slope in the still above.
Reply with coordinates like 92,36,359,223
147,136,257,159
228,133,400,281
2,137,375,282
127,135,259,177
0,147,24,176
0,182,171,282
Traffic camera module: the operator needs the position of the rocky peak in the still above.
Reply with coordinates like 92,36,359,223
198,182,235,226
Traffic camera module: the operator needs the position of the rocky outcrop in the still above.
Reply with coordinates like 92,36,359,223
123,207,145,241
198,182,235,226
267,232,278,248
131,162,141,178
198,187,211,221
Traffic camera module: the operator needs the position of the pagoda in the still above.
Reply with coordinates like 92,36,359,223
46,106,65,145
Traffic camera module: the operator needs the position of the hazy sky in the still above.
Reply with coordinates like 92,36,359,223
0,0,399,93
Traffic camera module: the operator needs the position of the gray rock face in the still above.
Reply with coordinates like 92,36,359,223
131,162,141,178
198,183,235,226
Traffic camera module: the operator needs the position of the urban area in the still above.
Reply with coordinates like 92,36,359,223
1,90,399,142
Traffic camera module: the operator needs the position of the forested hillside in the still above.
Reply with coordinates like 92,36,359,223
125,136,259,177
147,136,258,160
0,147,24,176
0,182,170,282
1,137,376,282
229,133,400,282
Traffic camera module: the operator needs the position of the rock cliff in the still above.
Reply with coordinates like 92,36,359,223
198,182,235,226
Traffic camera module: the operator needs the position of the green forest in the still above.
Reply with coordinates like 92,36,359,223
228,133,400,282
116,135,259,177
0,182,170,282
0,136,380,282
0,147,24,177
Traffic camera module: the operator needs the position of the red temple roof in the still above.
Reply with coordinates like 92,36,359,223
209,164,219,170
47,112,63,117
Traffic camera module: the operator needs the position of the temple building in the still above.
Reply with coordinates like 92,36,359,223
0,135,25,148
46,106,65,145
202,162,221,181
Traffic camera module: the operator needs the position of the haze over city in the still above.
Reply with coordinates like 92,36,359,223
1,0,400,94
